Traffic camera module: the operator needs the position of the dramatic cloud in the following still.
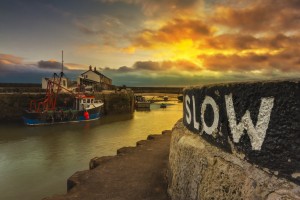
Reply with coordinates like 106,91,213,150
199,49,300,73
102,60,202,74
101,0,199,16
1,0,300,85
130,18,214,48
212,0,300,32
0,54,35,73
74,15,122,35
0,54,23,66
0,53,84,83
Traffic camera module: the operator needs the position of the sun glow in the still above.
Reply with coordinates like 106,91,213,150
153,39,201,62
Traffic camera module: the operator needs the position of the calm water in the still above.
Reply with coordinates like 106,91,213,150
0,101,182,200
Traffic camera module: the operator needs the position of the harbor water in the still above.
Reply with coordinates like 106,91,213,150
0,101,182,200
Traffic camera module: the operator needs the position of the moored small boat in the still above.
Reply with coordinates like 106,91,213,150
135,95,150,111
160,103,167,108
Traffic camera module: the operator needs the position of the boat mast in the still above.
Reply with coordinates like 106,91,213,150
61,50,64,74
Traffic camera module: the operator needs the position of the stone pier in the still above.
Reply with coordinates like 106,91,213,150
168,80,300,199
44,130,172,200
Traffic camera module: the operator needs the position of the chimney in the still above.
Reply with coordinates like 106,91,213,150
94,67,96,71
89,65,92,70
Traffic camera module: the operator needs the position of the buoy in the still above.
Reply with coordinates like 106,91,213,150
84,111,89,120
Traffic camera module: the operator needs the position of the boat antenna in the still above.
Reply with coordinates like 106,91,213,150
61,50,64,74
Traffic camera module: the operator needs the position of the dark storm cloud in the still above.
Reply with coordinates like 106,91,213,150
102,60,202,73
133,61,161,71
101,66,134,72
38,60,64,70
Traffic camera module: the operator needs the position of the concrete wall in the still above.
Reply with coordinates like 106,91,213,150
168,80,300,199
0,86,43,93
168,120,300,200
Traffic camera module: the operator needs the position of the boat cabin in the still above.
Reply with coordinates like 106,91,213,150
75,95,101,111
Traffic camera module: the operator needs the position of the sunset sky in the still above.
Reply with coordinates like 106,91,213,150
0,0,299,86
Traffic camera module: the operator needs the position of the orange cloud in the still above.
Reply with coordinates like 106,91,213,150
199,48,300,73
212,0,300,32
131,18,214,48
0,54,23,65
81,0,300,83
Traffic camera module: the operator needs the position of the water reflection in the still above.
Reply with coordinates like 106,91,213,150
0,101,182,200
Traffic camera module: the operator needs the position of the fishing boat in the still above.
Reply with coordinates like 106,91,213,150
22,52,104,125
23,95,103,126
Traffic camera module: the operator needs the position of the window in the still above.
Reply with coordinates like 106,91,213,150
91,99,94,103
83,99,86,103
87,99,90,103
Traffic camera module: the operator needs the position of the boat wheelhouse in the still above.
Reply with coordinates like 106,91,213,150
75,95,103,111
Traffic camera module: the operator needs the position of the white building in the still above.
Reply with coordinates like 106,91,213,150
42,77,69,92
77,65,112,90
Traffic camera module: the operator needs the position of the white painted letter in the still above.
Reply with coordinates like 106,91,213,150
225,93,274,150
185,95,191,124
192,96,200,130
201,96,219,135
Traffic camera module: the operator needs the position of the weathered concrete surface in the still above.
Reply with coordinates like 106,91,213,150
168,120,300,200
0,90,134,122
44,130,172,200
183,80,300,184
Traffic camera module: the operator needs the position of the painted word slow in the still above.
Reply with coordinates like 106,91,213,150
184,93,274,150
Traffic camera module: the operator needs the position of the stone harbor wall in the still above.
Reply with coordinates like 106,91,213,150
94,91,135,115
168,80,300,199
0,90,135,122
129,86,183,94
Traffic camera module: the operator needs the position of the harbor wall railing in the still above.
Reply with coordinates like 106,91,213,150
168,80,300,199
